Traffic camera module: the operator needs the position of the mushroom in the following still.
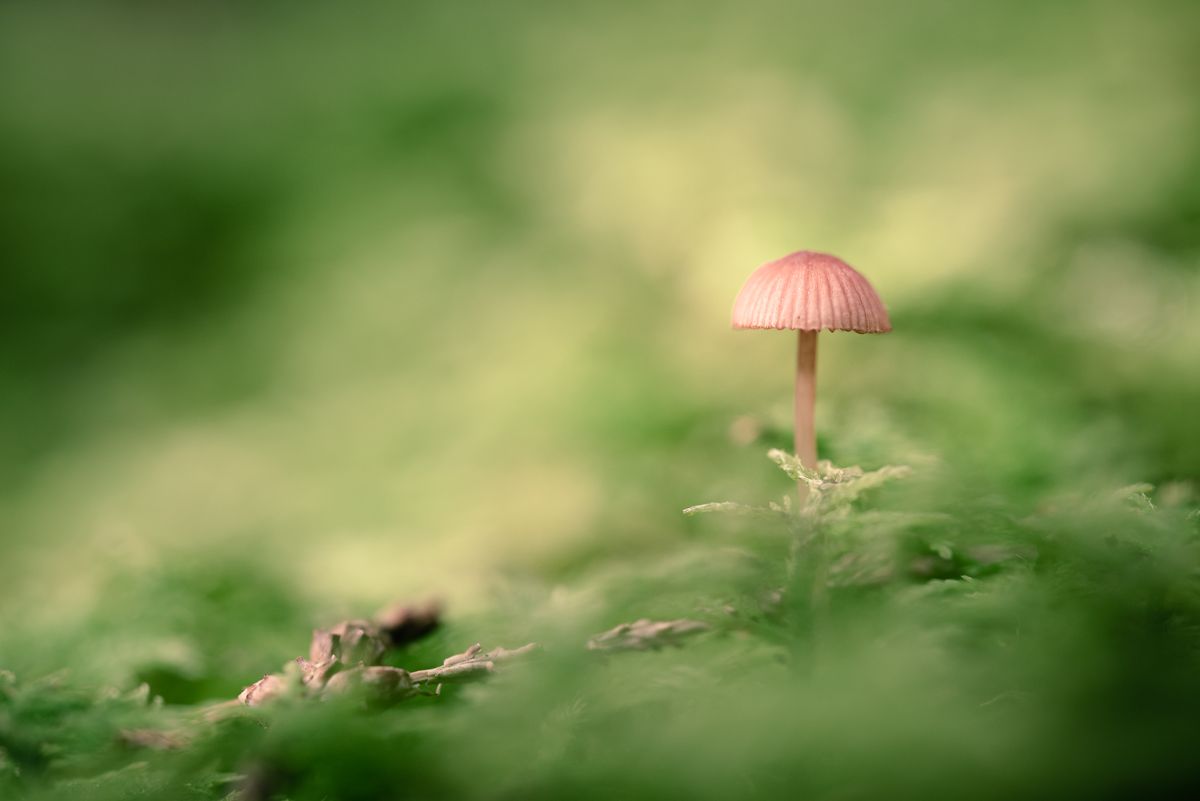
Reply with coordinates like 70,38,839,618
731,251,890,473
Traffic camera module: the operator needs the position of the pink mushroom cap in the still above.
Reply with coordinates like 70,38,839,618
731,251,891,333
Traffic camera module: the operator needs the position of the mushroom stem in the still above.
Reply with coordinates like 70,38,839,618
794,330,818,472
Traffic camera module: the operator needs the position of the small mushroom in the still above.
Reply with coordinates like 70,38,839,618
731,251,890,473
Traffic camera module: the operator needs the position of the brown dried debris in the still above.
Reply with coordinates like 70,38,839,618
234,602,712,710
309,619,388,667
236,599,531,707
375,598,441,648
237,599,446,706
237,643,539,708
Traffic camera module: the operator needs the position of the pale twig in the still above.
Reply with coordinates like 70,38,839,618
320,642,538,703
682,501,784,518
586,619,709,652
410,642,539,686
117,728,189,751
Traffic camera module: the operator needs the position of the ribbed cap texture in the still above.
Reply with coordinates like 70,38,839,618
731,251,891,333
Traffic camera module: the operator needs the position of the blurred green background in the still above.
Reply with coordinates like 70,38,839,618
1,0,1199,798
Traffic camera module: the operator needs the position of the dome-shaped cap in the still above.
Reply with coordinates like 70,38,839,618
731,251,891,333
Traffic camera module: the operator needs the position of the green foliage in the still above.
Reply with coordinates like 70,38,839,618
4,448,1198,800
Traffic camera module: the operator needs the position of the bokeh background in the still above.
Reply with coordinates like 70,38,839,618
1,0,1199,797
